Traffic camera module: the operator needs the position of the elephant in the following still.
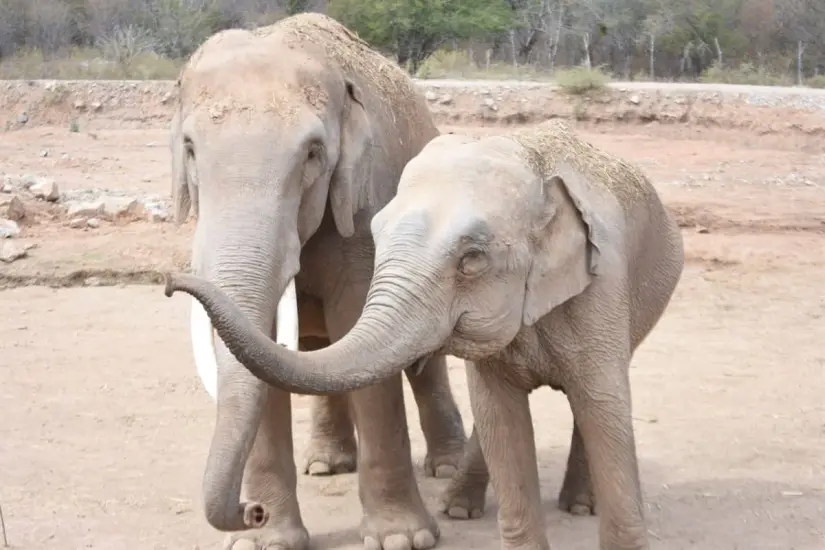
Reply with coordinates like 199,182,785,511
164,119,686,550
168,13,469,550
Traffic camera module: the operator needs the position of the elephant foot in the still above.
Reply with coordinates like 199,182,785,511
360,508,440,550
423,445,464,479
302,436,357,476
557,480,596,516
438,471,487,520
223,523,310,550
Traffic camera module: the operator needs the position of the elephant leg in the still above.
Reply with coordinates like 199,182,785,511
565,359,648,550
404,355,466,479
467,363,549,550
558,422,596,516
225,385,309,550
301,337,358,476
439,424,489,520
349,377,439,550
324,283,438,549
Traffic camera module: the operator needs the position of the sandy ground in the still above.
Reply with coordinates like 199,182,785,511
1,104,825,549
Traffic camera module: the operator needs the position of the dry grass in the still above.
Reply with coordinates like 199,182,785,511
511,119,653,204
807,75,825,89
553,66,611,95
0,47,182,80
698,62,794,87
415,49,553,81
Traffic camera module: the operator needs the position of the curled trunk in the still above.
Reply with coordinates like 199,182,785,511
164,270,444,395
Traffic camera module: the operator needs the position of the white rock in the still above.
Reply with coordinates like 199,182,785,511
424,90,437,101
30,178,60,201
629,94,641,105
39,149,49,158
68,217,86,228
101,197,143,220
66,200,105,218
86,218,101,228
0,240,28,263
0,218,21,238
439,94,453,105
147,207,169,223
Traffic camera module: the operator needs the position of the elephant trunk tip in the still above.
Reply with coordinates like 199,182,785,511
163,271,179,298
204,500,269,532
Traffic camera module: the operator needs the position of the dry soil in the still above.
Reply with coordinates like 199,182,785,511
0,81,824,550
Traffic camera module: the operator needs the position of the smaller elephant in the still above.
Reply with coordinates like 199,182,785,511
164,120,685,550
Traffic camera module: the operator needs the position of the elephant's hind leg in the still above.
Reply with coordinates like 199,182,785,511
225,386,309,550
405,354,467,478
300,337,358,476
439,425,489,520
558,422,597,516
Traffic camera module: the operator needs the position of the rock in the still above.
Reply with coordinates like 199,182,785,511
101,196,143,220
68,217,86,229
2,196,26,221
18,112,28,124
86,218,101,228
39,149,49,158
74,100,86,110
424,90,437,101
438,94,453,105
0,240,28,263
66,200,105,218
30,178,60,201
19,174,39,189
483,97,497,111
147,207,169,223
84,276,103,286
91,102,103,112
629,94,641,105
0,218,21,238
61,153,71,160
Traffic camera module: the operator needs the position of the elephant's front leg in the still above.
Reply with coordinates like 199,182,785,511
350,376,440,550
405,355,467,478
225,386,309,550
467,362,549,550
566,359,649,550
558,422,596,516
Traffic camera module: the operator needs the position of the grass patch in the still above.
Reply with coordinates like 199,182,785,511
698,62,793,86
0,47,183,80
553,66,611,95
806,75,825,89
415,49,553,81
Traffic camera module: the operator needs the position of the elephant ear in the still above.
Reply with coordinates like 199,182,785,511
522,163,610,326
170,109,198,224
330,79,374,238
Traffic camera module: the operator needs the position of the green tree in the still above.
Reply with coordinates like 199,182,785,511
327,0,513,72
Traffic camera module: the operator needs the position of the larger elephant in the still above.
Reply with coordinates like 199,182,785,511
169,13,468,550
166,120,686,550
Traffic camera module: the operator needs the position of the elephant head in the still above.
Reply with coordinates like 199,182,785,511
167,15,437,532
163,128,610,396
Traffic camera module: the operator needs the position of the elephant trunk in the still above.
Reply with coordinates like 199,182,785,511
191,205,300,532
165,261,447,395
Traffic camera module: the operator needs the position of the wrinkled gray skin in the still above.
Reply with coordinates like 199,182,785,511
166,120,686,550
170,13,468,550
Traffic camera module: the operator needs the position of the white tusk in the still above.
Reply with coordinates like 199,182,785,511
275,278,300,351
190,297,219,401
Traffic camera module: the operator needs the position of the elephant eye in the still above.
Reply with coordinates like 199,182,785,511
458,248,488,278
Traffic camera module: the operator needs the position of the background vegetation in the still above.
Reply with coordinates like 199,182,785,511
0,0,823,88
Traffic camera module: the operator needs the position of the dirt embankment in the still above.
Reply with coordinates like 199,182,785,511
3,79,825,138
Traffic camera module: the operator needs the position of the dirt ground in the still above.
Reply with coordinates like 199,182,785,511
1,107,824,549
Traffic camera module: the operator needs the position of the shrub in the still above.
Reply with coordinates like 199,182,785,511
806,75,825,89
554,66,611,95
699,61,792,86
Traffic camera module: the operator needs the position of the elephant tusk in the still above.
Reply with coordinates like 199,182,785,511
190,297,219,400
275,278,299,351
